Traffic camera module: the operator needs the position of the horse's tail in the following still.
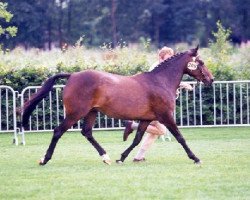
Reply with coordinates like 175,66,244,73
22,73,71,129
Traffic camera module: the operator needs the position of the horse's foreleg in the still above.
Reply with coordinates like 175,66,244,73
163,117,200,164
117,120,151,163
39,116,77,165
81,111,110,164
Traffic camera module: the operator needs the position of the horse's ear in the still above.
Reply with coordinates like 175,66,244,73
188,45,199,57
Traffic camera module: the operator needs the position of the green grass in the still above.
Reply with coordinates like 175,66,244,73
0,127,250,200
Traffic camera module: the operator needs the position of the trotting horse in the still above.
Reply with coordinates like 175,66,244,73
22,46,214,166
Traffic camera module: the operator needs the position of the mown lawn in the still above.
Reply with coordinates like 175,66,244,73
0,127,250,200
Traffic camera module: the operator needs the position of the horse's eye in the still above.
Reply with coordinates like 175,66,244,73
197,60,204,65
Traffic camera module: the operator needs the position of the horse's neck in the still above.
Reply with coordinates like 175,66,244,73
169,64,185,88
153,61,186,91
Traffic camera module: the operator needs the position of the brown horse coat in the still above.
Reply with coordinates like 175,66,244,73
22,46,214,165
63,70,174,121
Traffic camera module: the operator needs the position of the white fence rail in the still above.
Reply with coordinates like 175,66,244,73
1,81,250,145
175,80,250,127
0,86,18,145
20,85,124,132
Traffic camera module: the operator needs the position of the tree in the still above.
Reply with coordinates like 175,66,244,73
207,21,235,80
3,0,250,48
111,0,117,47
0,2,17,41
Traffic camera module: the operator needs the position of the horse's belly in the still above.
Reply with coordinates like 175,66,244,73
92,78,156,120
97,103,156,120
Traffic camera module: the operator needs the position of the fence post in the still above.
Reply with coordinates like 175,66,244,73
0,86,18,145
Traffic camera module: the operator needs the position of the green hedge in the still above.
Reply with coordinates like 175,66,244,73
0,43,250,130
0,42,249,93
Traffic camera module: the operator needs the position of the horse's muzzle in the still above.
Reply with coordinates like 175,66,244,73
202,77,214,86
206,78,214,86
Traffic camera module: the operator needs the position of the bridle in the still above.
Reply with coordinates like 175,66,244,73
176,56,209,99
187,56,206,83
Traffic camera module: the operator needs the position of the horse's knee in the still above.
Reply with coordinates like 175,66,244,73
81,127,88,136
81,129,92,140
81,131,90,139
133,134,143,146
53,128,63,140
81,129,86,136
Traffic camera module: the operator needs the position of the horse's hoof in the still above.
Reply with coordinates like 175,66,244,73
38,157,45,166
194,160,202,166
101,154,111,165
116,160,123,164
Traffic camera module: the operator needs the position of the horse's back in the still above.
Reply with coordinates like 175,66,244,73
65,69,139,91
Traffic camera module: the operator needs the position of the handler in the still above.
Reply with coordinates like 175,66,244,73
123,46,193,162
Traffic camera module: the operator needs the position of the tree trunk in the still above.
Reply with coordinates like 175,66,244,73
58,0,64,48
48,20,52,50
111,0,117,47
67,0,72,34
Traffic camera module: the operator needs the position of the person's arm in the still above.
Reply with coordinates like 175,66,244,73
179,82,193,91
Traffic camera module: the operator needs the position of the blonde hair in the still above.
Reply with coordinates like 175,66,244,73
158,46,174,60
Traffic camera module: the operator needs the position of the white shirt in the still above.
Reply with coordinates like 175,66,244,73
149,61,159,71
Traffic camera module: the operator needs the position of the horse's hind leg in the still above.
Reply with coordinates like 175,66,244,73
81,110,110,165
39,116,78,165
117,120,151,163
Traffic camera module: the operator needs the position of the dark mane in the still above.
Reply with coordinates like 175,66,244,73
150,52,185,73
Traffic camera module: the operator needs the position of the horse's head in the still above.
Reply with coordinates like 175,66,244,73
184,46,214,86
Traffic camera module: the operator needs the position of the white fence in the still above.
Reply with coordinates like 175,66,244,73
0,81,250,145
20,85,124,132
0,86,18,145
175,80,250,127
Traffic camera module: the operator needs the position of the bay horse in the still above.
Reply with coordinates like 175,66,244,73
22,46,214,166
